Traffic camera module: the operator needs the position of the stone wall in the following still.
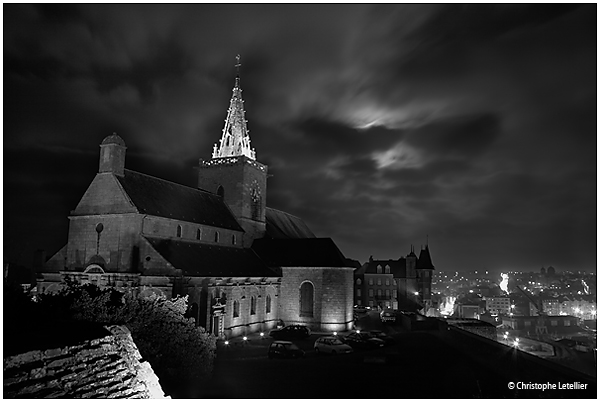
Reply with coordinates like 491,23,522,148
280,267,354,331
3,325,168,398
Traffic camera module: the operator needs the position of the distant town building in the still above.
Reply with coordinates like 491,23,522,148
502,315,579,335
484,296,511,316
38,57,355,337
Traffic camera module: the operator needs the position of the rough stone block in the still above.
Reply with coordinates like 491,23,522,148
43,348,64,358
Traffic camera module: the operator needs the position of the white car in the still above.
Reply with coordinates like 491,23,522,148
314,336,354,355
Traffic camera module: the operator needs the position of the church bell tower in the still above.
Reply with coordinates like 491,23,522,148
197,55,268,245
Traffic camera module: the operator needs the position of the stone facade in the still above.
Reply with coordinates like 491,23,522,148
3,325,167,399
279,267,354,331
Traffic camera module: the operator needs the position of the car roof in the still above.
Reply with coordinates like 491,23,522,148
317,336,337,340
272,340,293,344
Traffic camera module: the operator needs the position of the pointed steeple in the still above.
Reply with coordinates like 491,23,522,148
212,54,256,160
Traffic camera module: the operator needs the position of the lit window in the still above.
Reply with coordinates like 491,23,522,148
369,279,374,286
377,265,382,274
393,290,397,298
385,279,390,286
233,300,239,318
385,265,390,274
357,278,362,285
393,279,397,286
377,289,382,297
377,279,382,286
551,320,558,327
564,320,571,326
176,225,182,238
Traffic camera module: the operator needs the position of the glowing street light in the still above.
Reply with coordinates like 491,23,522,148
260,332,265,337
333,331,337,336
224,340,229,346
242,336,248,341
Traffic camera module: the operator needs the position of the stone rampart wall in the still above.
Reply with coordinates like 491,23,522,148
3,325,168,398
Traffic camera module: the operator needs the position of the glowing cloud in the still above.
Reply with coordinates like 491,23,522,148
371,142,425,170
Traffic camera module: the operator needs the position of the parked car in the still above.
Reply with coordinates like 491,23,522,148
365,330,395,346
314,336,354,355
380,310,396,323
354,305,370,314
342,332,385,349
269,325,311,340
268,341,305,359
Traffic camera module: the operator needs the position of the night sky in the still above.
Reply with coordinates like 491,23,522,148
3,4,597,274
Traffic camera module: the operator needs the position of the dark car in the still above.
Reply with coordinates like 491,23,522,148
366,330,395,346
342,332,385,349
268,340,306,359
269,325,311,340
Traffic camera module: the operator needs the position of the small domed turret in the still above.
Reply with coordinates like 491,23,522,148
101,133,126,147
99,132,127,176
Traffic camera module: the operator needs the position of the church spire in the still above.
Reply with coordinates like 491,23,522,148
212,54,256,160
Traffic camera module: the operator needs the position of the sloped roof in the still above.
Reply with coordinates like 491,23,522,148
361,259,407,277
264,208,316,239
117,170,242,231
146,237,279,278
417,245,435,270
252,238,348,268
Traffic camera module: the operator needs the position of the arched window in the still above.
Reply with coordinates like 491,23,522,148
356,278,362,285
250,296,256,315
251,187,262,221
266,294,272,314
217,185,225,198
368,278,374,286
377,279,382,286
176,225,182,238
377,289,383,297
299,282,314,317
385,265,391,274
196,228,201,240
377,265,382,274
214,231,219,242
233,300,239,318
385,279,390,286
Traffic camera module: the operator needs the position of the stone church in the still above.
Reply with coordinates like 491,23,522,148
39,58,354,338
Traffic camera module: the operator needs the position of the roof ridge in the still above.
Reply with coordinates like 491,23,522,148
124,169,216,197
266,207,303,221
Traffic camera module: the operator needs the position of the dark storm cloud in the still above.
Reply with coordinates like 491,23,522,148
3,4,596,273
